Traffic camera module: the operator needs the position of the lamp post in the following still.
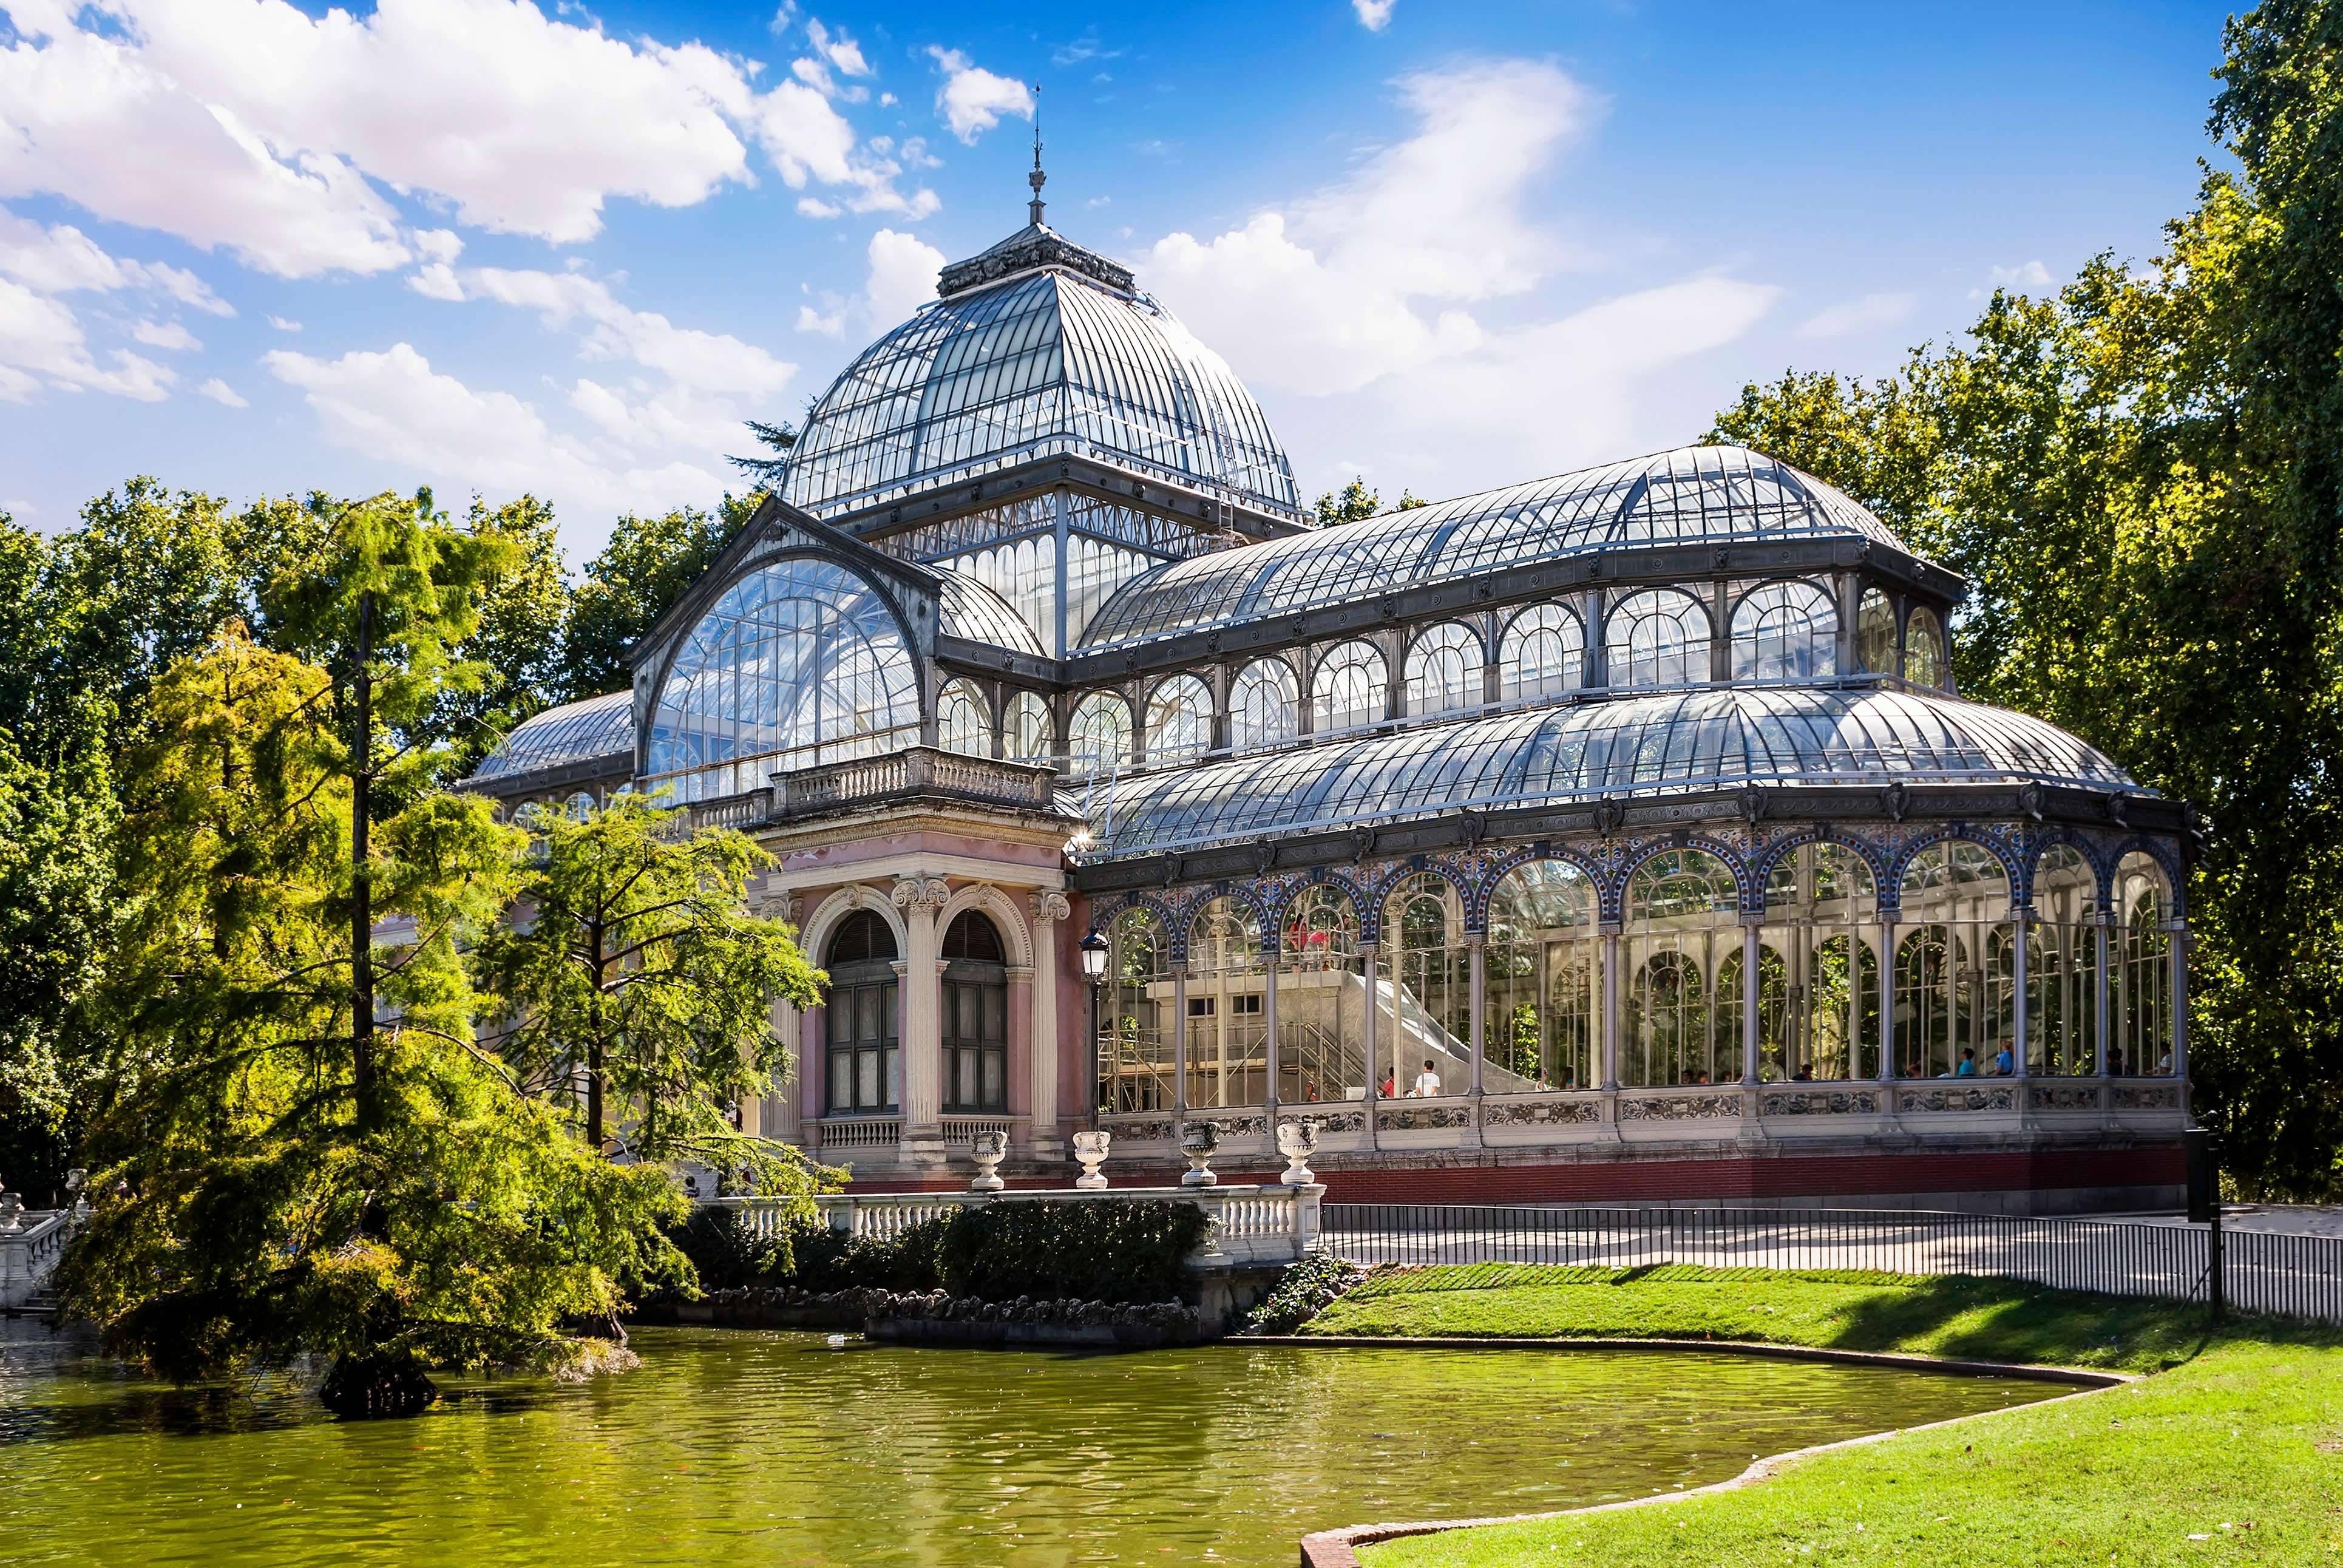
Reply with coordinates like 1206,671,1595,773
1080,928,1110,1128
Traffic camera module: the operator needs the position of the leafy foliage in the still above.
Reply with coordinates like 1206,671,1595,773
1312,477,1428,526
1709,0,2343,1197
560,506,742,699
1241,1252,1368,1334
934,1200,1210,1303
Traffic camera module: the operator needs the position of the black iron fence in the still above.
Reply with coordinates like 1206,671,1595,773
1321,1204,2343,1325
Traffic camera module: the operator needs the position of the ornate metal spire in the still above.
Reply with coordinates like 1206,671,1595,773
1027,84,1045,226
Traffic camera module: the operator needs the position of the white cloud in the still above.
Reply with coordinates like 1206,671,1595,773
1143,59,1777,493
1989,259,2055,291
441,265,796,396
927,46,1032,144
1354,0,1396,30
197,375,247,407
864,228,942,321
406,262,465,301
264,340,729,517
0,0,932,276
268,314,302,331
0,209,234,314
805,19,869,77
130,317,200,351
795,300,846,336
0,274,175,400
1797,290,1916,339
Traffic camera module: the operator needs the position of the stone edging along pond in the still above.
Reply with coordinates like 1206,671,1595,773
1265,1337,2134,1568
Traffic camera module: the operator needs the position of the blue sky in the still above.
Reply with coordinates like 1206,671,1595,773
0,0,2233,559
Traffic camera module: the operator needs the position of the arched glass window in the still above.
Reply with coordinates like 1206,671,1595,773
1004,690,1053,765
1857,589,1897,674
1905,606,1947,688
1499,603,1584,702
1068,691,1132,778
1622,849,1741,1087
646,557,919,801
2114,852,2173,1076
1403,622,1483,717
1277,885,1363,1104
2030,846,2101,1076
824,910,899,1115
1607,589,1711,690
1485,860,1598,1093
1230,657,1298,751
1761,843,1879,1081
1376,872,1470,1099
937,679,991,755
1187,897,1266,1108
1100,908,1173,1114
567,790,597,821
941,911,1008,1113
1144,673,1213,765
1311,640,1388,734
1731,581,1839,681
1897,841,2015,1079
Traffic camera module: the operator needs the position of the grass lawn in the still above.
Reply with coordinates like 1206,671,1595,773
1295,1265,2343,1566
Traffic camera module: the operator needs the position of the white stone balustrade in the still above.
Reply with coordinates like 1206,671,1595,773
0,1210,72,1309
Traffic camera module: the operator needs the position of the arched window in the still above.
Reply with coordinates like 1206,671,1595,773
1761,843,1879,1081
1311,640,1388,734
1230,657,1298,751
1897,841,2015,1079
940,911,1008,1113
567,790,597,821
1622,849,1741,1087
1499,603,1584,702
1485,860,1599,1093
2030,846,2100,1076
824,910,900,1115
937,679,991,755
1187,898,1266,1108
1004,690,1053,765
2114,853,2173,1075
1068,691,1132,778
1277,886,1363,1104
1857,588,1897,674
1403,622,1483,717
1731,581,1838,681
1376,873,1470,1099
646,557,920,801
1100,908,1173,1114
1905,606,1947,688
1607,589,1711,689
1144,673,1213,765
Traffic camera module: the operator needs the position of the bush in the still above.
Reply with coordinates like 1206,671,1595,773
935,1200,1209,1304
666,1205,783,1292
1241,1252,1368,1335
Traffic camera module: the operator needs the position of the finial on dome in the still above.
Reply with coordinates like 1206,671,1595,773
1028,84,1046,227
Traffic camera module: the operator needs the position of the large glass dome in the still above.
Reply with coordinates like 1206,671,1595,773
779,246,1301,521
1081,444,1906,649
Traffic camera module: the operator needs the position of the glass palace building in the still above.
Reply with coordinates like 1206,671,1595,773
467,200,2189,1212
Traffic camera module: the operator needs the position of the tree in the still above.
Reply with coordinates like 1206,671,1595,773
561,506,739,699
1707,0,2343,1196
57,497,684,1413
1313,477,1428,526
442,495,573,779
724,418,798,490
479,793,830,1207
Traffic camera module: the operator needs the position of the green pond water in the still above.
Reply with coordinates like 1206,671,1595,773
0,1321,2053,1567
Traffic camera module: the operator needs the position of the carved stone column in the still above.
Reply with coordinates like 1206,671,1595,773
1029,891,1069,1155
892,874,951,1164
1005,962,1036,1144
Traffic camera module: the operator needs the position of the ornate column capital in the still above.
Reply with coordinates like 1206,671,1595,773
1029,889,1072,925
892,874,951,914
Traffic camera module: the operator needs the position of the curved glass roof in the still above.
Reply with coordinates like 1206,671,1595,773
1072,686,2137,858
1080,444,1904,650
779,262,1300,521
934,567,1045,654
472,690,633,783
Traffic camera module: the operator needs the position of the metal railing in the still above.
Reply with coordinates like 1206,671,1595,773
1322,1204,2343,1325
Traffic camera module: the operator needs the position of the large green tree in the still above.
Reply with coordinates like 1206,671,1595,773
1710,0,2343,1196
57,497,683,1412
479,794,828,1204
560,506,741,699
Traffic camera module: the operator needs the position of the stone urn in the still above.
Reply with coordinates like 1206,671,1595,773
1071,1128,1112,1190
0,1192,22,1234
968,1129,1008,1193
1275,1119,1320,1186
1179,1121,1220,1188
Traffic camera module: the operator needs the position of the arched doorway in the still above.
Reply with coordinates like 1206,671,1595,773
941,911,1009,1113
825,910,899,1115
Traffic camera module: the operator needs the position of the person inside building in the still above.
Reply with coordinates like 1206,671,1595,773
1411,1059,1442,1097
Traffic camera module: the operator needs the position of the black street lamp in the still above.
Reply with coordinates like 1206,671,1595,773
1080,928,1110,1127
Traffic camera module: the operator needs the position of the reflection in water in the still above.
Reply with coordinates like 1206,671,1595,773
0,1320,2049,1567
